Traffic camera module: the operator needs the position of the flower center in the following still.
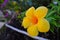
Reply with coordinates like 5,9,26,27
31,16,38,24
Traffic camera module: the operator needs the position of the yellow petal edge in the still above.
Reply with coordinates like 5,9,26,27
37,18,50,32
27,25,38,36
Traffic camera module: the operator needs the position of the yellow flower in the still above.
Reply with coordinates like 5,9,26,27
22,6,50,36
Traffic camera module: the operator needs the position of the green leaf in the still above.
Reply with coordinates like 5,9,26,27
50,26,54,33
56,22,60,27
57,24,60,27
17,15,21,18
0,0,4,4
51,20,57,26
46,16,56,23
46,10,55,18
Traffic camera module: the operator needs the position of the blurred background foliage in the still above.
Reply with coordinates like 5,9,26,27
0,0,60,33
0,0,51,12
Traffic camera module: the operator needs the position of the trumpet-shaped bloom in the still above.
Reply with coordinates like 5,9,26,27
22,6,50,36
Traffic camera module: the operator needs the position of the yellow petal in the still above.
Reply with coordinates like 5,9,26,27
27,25,38,36
35,6,48,18
22,17,31,28
26,7,35,17
37,18,50,32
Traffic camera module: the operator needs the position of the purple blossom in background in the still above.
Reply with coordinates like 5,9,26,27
1,0,9,8
4,13,9,18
